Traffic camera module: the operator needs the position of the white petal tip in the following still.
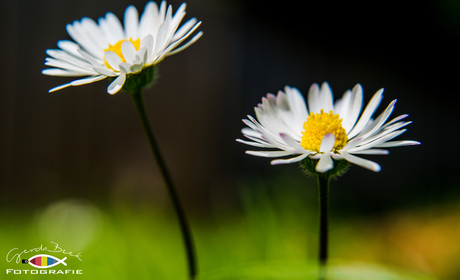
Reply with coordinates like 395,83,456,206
107,84,122,95
270,159,289,165
270,154,309,165
369,162,382,172
48,84,70,93
352,83,362,91
107,74,126,95
315,166,333,173
320,133,336,153
315,162,334,173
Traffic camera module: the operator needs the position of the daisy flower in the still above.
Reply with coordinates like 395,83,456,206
42,1,202,94
237,82,420,173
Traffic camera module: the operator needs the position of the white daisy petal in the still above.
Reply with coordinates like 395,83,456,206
48,75,107,93
163,5,176,41
118,63,131,74
104,51,122,71
98,18,116,45
319,82,334,113
356,121,412,147
343,154,381,172
270,87,308,137
140,35,154,61
173,17,197,41
238,83,418,173
107,74,126,95
92,66,117,77
320,133,336,153
242,118,262,135
172,3,187,23
271,154,310,165
49,83,72,93
285,86,309,121
348,129,408,153
334,89,352,126
345,84,364,133
279,133,308,153
330,153,344,160
46,49,92,69
153,22,167,58
139,2,157,38
357,99,397,140
250,128,292,151
316,153,334,173
309,154,321,160
349,149,389,155
104,12,125,42
241,127,262,138
77,48,103,67
152,19,202,63
340,136,364,152
236,139,271,148
135,47,148,66
383,113,408,125
66,22,100,58
158,1,167,25
44,2,201,94
57,40,84,59
121,40,137,64
80,17,108,51
307,83,321,114
70,75,107,86
42,68,90,77
242,135,273,147
131,64,143,73
246,150,293,158
347,88,384,139
170,13,187,39
374,140,421,148
383,121,412,133
44,59,96,75
165,31,203,57
124,5,139,39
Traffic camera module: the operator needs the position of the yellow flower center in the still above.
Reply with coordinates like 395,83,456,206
301,109,348,152
104,38,141,69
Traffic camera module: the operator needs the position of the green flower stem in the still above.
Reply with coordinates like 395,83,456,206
317,174,330,279
300,157,348,280
129,89,197,279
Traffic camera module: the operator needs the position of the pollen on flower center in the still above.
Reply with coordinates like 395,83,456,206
301,109,348,152
104,38,141,69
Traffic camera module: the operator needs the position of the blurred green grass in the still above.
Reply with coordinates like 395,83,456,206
0,175,457,279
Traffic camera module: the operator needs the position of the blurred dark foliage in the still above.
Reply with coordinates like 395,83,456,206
1,0,459,215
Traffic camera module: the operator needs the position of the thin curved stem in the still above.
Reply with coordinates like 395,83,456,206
317,175,330,279
130,89,197,279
